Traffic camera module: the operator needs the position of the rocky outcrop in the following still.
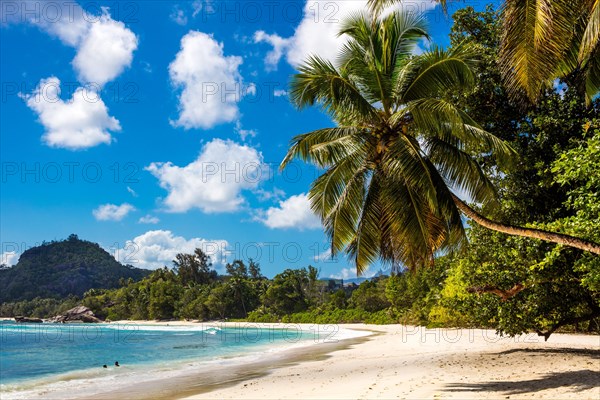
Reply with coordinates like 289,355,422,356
14,316,43,323
49,305,102,323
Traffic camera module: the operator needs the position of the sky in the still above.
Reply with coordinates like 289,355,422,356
0,0,488,278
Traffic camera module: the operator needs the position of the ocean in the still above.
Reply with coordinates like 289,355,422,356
0,321,347,399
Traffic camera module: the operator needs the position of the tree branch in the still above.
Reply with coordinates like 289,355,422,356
467,283,526,301
451,194,600,255
536,311,600,341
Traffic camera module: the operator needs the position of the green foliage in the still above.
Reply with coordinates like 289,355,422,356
148,272,181,320
0,296,80,318
205,284,234,320
438,6,600,338
349,278,390,312
173,248,217,286
432,122,600,337
262,268,310,315
175,285,211,320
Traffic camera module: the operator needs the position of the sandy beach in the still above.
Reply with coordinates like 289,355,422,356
2,320,598,399
172,323,599,400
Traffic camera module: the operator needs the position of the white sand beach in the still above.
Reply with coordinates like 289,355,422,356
174,323,599,400
3,320,598,399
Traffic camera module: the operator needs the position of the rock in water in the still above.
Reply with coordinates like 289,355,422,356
50,305,102,323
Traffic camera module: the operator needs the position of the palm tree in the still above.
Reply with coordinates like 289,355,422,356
281,9,600,275
368,0,600,102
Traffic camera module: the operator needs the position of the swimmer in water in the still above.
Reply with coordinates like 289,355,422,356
115,361,120,367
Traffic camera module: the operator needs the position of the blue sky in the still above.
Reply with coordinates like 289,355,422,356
0,0,487,278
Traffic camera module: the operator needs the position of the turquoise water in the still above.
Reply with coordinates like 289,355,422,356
0,321,329,396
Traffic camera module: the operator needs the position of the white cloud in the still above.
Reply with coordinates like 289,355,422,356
24,4,138,87
329,266,377,279
329,267,356,280
254,0,437,69
170,6,188,25
147,138,266,213
124,230,228,269
71,12,138,86
253,30,291,71
93,203,135,221
192,0,209,18
254,187,286,202
1,251,19,266
169,31,244,129
314,248,336,263
21,77,120,149
235,121,257,141
274,89,288,97
139,214,160,224
258,193,321,230
127,186,138,197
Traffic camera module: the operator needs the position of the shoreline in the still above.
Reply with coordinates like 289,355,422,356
82,328,374,400
0,321,373,400
2,321,598,399
177,324,599,400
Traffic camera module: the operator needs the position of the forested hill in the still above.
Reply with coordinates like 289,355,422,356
0,235,151,302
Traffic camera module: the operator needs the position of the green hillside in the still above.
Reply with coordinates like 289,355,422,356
0,235,151,302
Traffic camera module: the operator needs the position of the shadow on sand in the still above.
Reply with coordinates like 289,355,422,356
444,347,600,395
495,347,600,358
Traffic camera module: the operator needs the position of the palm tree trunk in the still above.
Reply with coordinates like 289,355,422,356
451,194,600,255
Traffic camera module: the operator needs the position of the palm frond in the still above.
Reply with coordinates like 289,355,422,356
395,43,477,102
367,0,450,17
499,0,578,101
424,136,498,205
281,127,365,170
347,172,382,274
290,56,380,125
584,45,600,101
579,0,600,64
314,162,368,255
405,98,517,169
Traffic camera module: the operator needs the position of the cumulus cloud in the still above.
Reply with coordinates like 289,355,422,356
147,139,266,213
138,214,160,224
93,203,135,221
19,3,138,87
169,31,244,129
254,0,437,69
71,12,138,86
21,77,120,149
124,230,228,269
258,193,321,230
1,251,19,266
273,89,288,97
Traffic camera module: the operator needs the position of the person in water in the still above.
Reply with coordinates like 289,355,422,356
103,365,107,368
115,361,120,367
